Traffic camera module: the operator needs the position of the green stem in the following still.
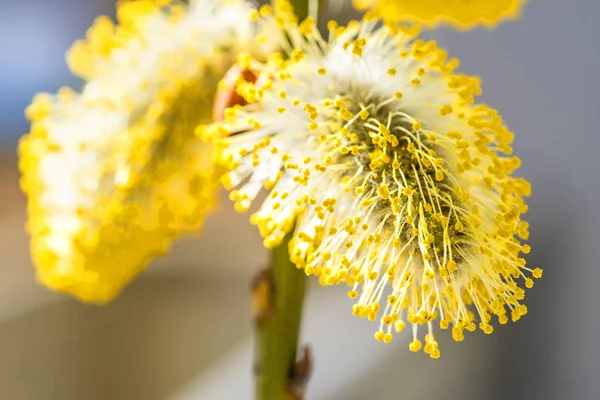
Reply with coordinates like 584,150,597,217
254,233,307,400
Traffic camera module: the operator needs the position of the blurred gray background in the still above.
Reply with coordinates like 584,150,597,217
1,0,599,399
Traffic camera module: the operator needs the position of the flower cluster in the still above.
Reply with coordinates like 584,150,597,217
214,11,539,357
19,0,277,302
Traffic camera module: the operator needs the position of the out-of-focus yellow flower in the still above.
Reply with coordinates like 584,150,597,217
19,0,277,303
354,0,526,29
212,11,539,357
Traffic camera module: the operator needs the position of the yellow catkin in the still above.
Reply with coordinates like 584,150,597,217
210,13,537,357
353,0,527,29
19,0,281,303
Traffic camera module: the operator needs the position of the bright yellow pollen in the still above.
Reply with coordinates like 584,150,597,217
525,278,534,288
395,320,406,332
409,339,422,352
440,104,453,116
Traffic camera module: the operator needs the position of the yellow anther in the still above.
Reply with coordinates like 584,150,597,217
339,107,353,121
525,278,534,288
409,339,422,352
440,105,453,116
377,183,390,200
394,320,406,332
299,17,315,35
